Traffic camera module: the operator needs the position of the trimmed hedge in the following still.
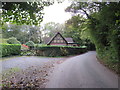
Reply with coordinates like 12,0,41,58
35,45,87,57
7,37,21,44
0,44,21,57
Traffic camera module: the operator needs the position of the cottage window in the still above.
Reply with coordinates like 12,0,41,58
54,40,56,43
60,40,63,43
57,40,60,43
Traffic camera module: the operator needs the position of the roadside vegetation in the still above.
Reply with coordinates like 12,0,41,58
35,45,87,57
0,44,21,57
65,2,120,74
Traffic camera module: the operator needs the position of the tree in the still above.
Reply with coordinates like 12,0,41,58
1,0,66,26
65,2,120,72
2,1,52,26
28,26,41,43
2,24,42,44
63,15,85,45
41,22,65,37
63,14,94,48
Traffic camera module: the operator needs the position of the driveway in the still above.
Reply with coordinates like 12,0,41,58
1,56,68,88
46,51,118,88
1,56,68,71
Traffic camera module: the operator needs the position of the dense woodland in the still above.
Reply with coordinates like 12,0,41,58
1,1,120,72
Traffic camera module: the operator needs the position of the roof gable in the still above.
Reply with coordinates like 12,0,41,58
47,32,68,45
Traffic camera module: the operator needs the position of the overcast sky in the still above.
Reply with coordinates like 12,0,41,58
41,0,72,25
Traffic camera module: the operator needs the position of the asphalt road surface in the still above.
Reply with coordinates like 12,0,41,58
46,51,118,88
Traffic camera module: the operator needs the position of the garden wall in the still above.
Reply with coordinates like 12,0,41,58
0,44,21,57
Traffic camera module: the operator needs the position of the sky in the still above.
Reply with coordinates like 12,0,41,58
41,0,72,25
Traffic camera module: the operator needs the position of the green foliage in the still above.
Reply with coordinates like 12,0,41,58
25,41,35,49
66,2,120,73
35,45,87,57
0,38,8,44
64,15,95,49
2,2,52,25
87,2,120,73
2,24,42,44
0,44,21,57
28,26,42,43
35,44,87,48
7,37,21,44
41,22,65,38
64,15,84,44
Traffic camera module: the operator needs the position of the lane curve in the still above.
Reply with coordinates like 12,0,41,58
46,51,118,88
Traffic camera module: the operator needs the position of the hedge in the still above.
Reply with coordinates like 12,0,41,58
35,45,87,57
7,37,21,44
0,44,21,57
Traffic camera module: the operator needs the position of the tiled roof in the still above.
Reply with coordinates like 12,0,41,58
65,38,74,43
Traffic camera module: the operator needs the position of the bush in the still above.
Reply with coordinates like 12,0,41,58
0,38,8,44
0,44,21,57
35,45,87,57
25,41,34,46
25,41,35,49
7,37,21,44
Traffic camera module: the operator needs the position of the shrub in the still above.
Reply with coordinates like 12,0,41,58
25,41,34,46
0,44,21,57
7,37,21,44
35,45,87,57
25,41,34,49
0,38,8,44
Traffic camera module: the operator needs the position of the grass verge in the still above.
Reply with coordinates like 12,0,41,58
96,56,119,75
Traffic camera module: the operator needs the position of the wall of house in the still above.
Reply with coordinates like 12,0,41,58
50,43,67,46
50,34,67,44
68,44,78,46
